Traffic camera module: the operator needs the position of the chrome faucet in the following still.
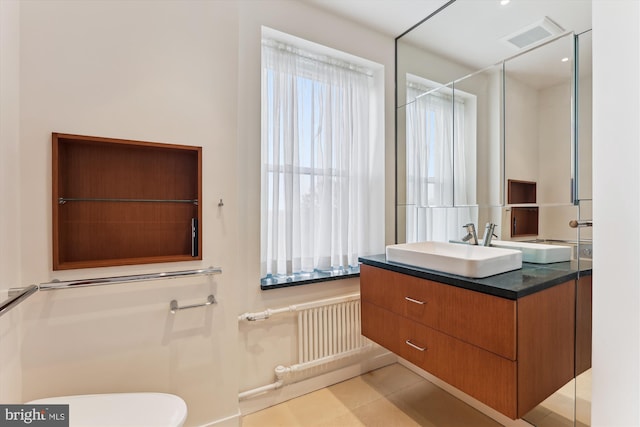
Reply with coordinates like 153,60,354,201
461,223,478,245
482,223,498,246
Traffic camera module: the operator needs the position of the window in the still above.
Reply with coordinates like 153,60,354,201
405,77,477,243
261,30,384,287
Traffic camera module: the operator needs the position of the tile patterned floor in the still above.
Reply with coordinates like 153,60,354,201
241,363,503,427
522,369,591,427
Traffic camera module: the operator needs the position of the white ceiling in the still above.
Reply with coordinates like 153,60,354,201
302,0,592,88
301,0,449,38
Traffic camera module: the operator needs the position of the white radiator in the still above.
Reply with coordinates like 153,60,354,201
297,298,367,364
238,293,377,400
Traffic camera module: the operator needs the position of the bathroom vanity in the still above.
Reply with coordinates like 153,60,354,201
358,255,592,420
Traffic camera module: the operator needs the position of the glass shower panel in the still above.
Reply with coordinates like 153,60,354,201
575,198,593,427
575,29,593,427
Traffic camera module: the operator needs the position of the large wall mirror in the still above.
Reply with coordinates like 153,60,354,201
396,0,592,425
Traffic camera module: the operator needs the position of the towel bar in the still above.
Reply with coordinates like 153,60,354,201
170,294,216,314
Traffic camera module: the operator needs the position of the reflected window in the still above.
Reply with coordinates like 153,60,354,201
405,75,477,242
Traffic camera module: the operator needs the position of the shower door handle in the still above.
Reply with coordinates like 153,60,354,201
569,219,593,228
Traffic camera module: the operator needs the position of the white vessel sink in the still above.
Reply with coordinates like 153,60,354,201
489,240,572,264
386,241,522,278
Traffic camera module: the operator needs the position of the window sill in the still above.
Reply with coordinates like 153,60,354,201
260,266,360,290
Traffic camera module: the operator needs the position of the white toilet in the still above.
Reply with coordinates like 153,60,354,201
28,392,187,427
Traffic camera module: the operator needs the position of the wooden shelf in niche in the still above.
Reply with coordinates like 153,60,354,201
52,133,202,270
508,179,537,204
510,207,539,237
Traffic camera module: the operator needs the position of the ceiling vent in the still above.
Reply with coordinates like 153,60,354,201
502,17,565,50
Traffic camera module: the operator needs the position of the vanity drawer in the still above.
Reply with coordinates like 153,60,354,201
360,265,516,360
362,302,518,419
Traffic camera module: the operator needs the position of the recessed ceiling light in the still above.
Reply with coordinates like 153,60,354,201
561,57,569,62
500,0,510,5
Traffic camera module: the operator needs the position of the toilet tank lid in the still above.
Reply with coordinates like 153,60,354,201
27,392,187,427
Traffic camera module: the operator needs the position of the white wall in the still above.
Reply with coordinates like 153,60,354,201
592,0,640,425
0,0,21,287
0,1,396,425
537,81,581,242
504,76,539,184
0,0,23,405
6,1,242,425
538,82,572,205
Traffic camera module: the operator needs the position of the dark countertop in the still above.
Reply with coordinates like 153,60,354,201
358,254,592,300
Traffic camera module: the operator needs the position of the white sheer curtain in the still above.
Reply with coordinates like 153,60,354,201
405,82,477,243
261,40,375,278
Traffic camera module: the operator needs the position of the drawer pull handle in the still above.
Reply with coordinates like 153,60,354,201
405,340,427,352
405,296,425,305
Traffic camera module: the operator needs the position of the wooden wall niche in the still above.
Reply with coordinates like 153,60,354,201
507,179,536,204
53,133,202,270
508,180,538,237
511,207,539,237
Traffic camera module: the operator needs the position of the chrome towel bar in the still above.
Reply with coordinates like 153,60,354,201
2,267,222,316
0,285,38,318
170,294,216,314
39,266,222,291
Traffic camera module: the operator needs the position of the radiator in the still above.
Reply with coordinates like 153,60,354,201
238,293,377,400
297,298,368,364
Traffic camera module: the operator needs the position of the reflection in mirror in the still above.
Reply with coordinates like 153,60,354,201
396,1,592,426
396,0,591,246
453,67,504,231
402,81,479,243
576,31,593,202
397,56,504,244
503,33,578,242
505,35,573,205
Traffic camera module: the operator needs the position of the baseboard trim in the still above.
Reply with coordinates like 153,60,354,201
239,351,397,416
196,410,242,427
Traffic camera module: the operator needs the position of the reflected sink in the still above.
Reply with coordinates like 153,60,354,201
489,240,572,264
386,241,522,278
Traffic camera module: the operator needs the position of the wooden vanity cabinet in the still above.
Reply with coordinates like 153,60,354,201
362,302,518,417
361,267,516,360
576,275,593,376
360,265,576,420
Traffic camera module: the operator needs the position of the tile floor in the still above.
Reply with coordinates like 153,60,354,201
241,363,503,427
523,369,591,427
242,363,590,427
